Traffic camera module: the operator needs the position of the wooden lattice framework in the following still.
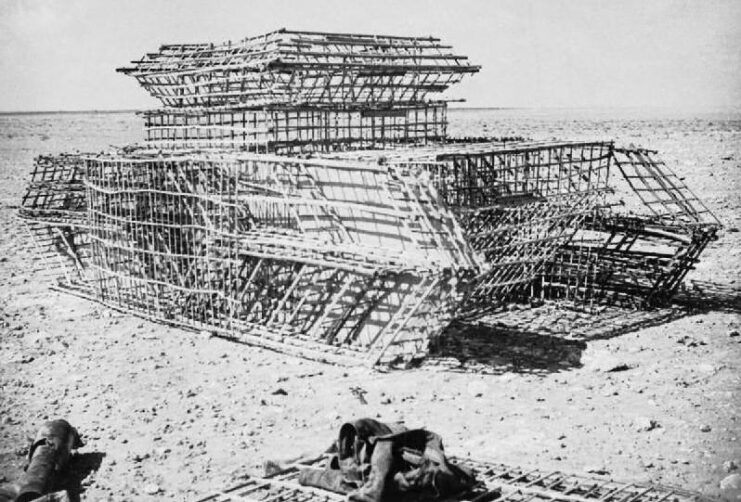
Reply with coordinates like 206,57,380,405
117,29,478,109
117,29,477,153
535,147,720,308
18,29,721,365
140,104,448,153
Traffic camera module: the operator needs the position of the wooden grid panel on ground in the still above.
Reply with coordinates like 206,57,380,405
194,454,713,502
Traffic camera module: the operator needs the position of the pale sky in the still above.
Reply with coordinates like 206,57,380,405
0,0,739,112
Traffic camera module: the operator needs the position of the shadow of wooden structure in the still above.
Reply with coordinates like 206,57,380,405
425,279,738,375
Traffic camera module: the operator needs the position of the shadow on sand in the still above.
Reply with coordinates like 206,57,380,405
424,280,740,376
54,451,106,502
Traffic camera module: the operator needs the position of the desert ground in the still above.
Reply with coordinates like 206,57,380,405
0,108,739,501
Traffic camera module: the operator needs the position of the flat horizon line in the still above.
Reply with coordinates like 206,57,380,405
1,105,739,116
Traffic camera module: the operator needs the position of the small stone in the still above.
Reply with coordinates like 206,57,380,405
719,473,741,499
143,483,161,495
466,380,487,398
729,330,740,338
635,417,658,432
605,363,632,372
700,424,712,432
325,411,341,423
271,388,288,396
585,466,610,475
583,349,634,373
722,460,738,472
677,335,706,347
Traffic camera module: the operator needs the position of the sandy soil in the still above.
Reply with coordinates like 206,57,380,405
0,109,739,501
